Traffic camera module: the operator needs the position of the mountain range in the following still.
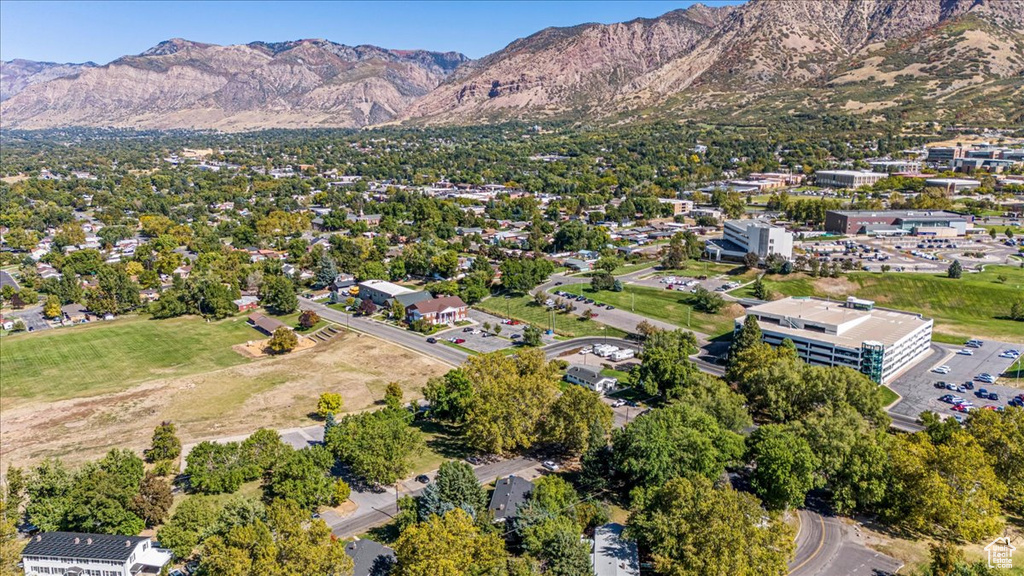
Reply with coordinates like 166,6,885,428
2,0,1023,131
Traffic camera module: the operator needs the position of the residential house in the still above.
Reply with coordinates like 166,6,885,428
248,312,291,336
20,532,172,576
565,258,592,272
0,316,13,331
333,273,356,290
233,296,260,313
489,476,534,523
344,539,396,576
592,524,639,576
61,303,88,324
139,289,160,303
406,295,468,326
565,365,618,394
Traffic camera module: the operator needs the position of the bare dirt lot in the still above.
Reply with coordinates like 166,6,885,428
0,331,448,469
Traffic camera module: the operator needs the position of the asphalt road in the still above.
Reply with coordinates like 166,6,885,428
326,456,538,539
299,298,469,366
789,508,903,576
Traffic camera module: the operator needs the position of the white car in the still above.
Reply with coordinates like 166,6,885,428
542,461,560,472
933,367,951,374
957,349,974,356
611,399,627,408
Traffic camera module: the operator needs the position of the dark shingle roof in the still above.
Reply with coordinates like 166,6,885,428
488,475,533,521
248,312,290,334
22,532,147,562
394,290,432,309
344,539,396,576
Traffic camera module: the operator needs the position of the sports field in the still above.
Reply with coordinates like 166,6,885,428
1,314,257,403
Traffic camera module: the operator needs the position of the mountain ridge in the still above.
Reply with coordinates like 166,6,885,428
2,0,1023,131
1,39,469,130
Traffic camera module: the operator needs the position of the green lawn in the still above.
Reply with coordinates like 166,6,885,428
1,314,257,403
408,420,473,473
558,283,742,337
730,265,1024,342
657,261,753,279
475,295,627,339
878,386,900,407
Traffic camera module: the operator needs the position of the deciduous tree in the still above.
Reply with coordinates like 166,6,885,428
394,508,506,576
628,475,794,576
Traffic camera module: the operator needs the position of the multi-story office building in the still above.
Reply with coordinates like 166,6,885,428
737,296,933,384
707,220,793,261
824,210,971,236
814,170,888,188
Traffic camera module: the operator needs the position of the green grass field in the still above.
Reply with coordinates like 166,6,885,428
1,314,258,403
559,283,742,337
475,295,627,339
730,265,1024,342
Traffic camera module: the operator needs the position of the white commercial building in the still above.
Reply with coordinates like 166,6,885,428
815,170,888,188
357,279,413,305
21,532,172,576
738,296,933,384
708,220,794,262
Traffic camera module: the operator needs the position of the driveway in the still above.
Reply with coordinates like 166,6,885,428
888,341,1022,421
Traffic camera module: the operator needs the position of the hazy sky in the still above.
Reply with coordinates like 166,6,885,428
1,1,743,64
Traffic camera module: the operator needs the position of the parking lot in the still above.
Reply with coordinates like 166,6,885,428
889,340,1022,421
433,309,555,354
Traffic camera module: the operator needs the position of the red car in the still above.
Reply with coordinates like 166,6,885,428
451,338,466,344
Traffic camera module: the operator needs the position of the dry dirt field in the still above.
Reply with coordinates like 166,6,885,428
0,330,448,469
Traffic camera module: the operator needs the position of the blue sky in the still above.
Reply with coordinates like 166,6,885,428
0,1,743,63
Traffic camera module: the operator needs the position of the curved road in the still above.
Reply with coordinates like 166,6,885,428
789,509,843,576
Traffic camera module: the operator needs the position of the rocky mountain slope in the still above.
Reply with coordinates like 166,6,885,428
1,39,467,130
0,59,95,102
402,3,735,123
2,0,1022,130
406,0,1024,125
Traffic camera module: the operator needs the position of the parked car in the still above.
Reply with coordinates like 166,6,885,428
463,327,474,332
611,399,626,408
416,475,430,483
940,394,955,403
542,461,560,472
964,381,974,390
452,338,466,344
606,305,614,310
957,349,974,356
988,392,999,401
